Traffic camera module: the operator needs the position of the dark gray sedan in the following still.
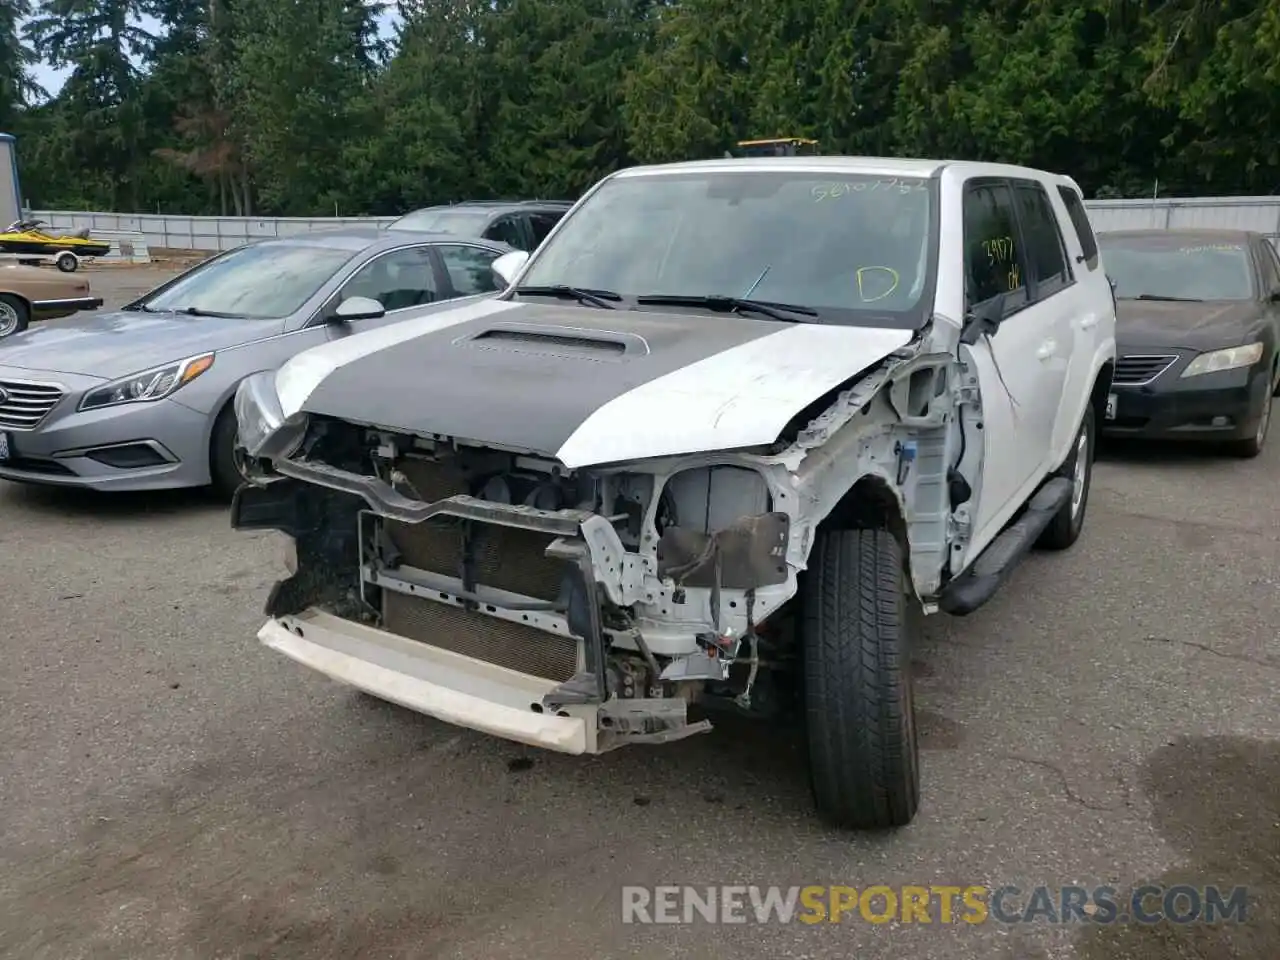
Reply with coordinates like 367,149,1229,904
1098,228,1280,457
0,228,509,494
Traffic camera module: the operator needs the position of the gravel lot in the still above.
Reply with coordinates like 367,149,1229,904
0,266,1276,960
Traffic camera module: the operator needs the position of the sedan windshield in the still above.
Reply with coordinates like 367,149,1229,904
141,243,356,319
390,208,492,235
518,169,937,326
1100,236,1255,301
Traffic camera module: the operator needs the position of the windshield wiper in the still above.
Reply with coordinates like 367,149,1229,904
513,285,621,310
1131,294,1204,302
634,294,819,322
174,306,243,318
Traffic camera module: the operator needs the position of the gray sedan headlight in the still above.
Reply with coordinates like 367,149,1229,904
79,353,215,411
235,370,307,460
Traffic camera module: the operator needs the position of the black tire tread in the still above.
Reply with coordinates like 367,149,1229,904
1038,404,1094,551
208,403,242,500
802,528,919,830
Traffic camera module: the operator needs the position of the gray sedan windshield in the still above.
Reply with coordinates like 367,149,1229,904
519,170,936,321
142,243,355,319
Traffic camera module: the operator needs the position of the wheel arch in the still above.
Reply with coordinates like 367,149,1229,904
1089,358,1115,427
811,473,917,595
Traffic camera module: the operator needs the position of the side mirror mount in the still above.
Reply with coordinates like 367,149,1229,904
492,249,530,287
331,296,386,323
959,294,1006,346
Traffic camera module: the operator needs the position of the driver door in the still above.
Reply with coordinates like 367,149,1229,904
960,178,1068,554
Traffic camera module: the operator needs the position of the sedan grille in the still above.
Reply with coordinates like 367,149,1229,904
1113,355,1178,386
0,379,65,429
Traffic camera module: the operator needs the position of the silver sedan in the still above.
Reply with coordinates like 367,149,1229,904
0,228,510,494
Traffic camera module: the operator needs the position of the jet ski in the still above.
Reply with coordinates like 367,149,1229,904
0,218,112,258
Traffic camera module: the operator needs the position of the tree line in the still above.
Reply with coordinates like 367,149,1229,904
2,0,1278,218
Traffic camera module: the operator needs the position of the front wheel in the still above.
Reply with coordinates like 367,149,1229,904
55,252,78,273
209,404,248,500
1228,396,1271,459
801,527,921,830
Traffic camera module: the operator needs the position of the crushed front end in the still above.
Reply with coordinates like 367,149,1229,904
230,325,950,755
232,418,808,755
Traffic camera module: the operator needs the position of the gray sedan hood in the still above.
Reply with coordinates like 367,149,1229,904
0,309,284,379
275,298,915,468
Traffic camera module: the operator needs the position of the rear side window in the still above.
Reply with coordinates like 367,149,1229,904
1012,181,1073,297
1260,240,1280,294
963,181,1030,314
1057,185,1099,266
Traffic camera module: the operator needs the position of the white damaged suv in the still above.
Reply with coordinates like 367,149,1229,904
232,157,1116,829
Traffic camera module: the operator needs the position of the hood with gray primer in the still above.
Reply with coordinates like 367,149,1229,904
0,309,286,379
279,299,916,467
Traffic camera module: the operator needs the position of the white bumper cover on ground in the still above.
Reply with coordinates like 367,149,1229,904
258,609,589,754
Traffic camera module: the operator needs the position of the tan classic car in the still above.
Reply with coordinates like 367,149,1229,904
0,263,103,339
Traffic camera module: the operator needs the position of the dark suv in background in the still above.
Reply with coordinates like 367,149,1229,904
388,200,573,251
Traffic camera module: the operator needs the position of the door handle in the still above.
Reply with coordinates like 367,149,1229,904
1080,313,1101,330
1037,340,1055,360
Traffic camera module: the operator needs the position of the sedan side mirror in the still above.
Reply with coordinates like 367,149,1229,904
331,296,386,322
1268,289,1280,303
492,249,530,287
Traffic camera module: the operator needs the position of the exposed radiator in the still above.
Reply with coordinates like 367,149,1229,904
382,591,580,682
379,456,580,682
386,458,565,601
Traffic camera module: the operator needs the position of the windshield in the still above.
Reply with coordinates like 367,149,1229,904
518,169,937,326
141,243,355,319
1100,236,1255,301
390,208,493,235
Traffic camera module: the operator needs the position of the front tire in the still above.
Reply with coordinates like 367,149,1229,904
801,527,921,830
0,294,30,339
1038,404,1095,551
209,404,246,500
55,252,78,273
1228,395,1271,459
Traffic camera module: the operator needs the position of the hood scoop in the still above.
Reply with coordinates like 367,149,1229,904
463,322,647,361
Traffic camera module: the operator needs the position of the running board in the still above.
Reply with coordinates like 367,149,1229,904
938,477,1073,616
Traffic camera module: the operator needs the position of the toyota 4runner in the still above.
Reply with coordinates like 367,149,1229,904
231,157,1117,829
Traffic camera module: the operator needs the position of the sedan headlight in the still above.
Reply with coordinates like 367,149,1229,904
1181,342,1264,378
235,370,307,460
79,353,215,411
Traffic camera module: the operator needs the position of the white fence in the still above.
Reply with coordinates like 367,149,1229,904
29,195,1280,256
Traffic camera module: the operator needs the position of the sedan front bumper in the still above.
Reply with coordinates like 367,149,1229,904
0,379,212,490
1101,355,1273,442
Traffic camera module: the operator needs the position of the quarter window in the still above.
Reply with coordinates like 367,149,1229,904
439,244,502,296
529,212,562,246
484,216,526,250
341,247,439,312
963,181,1029,314
1057,185,1099,265
1013,181,1073,297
